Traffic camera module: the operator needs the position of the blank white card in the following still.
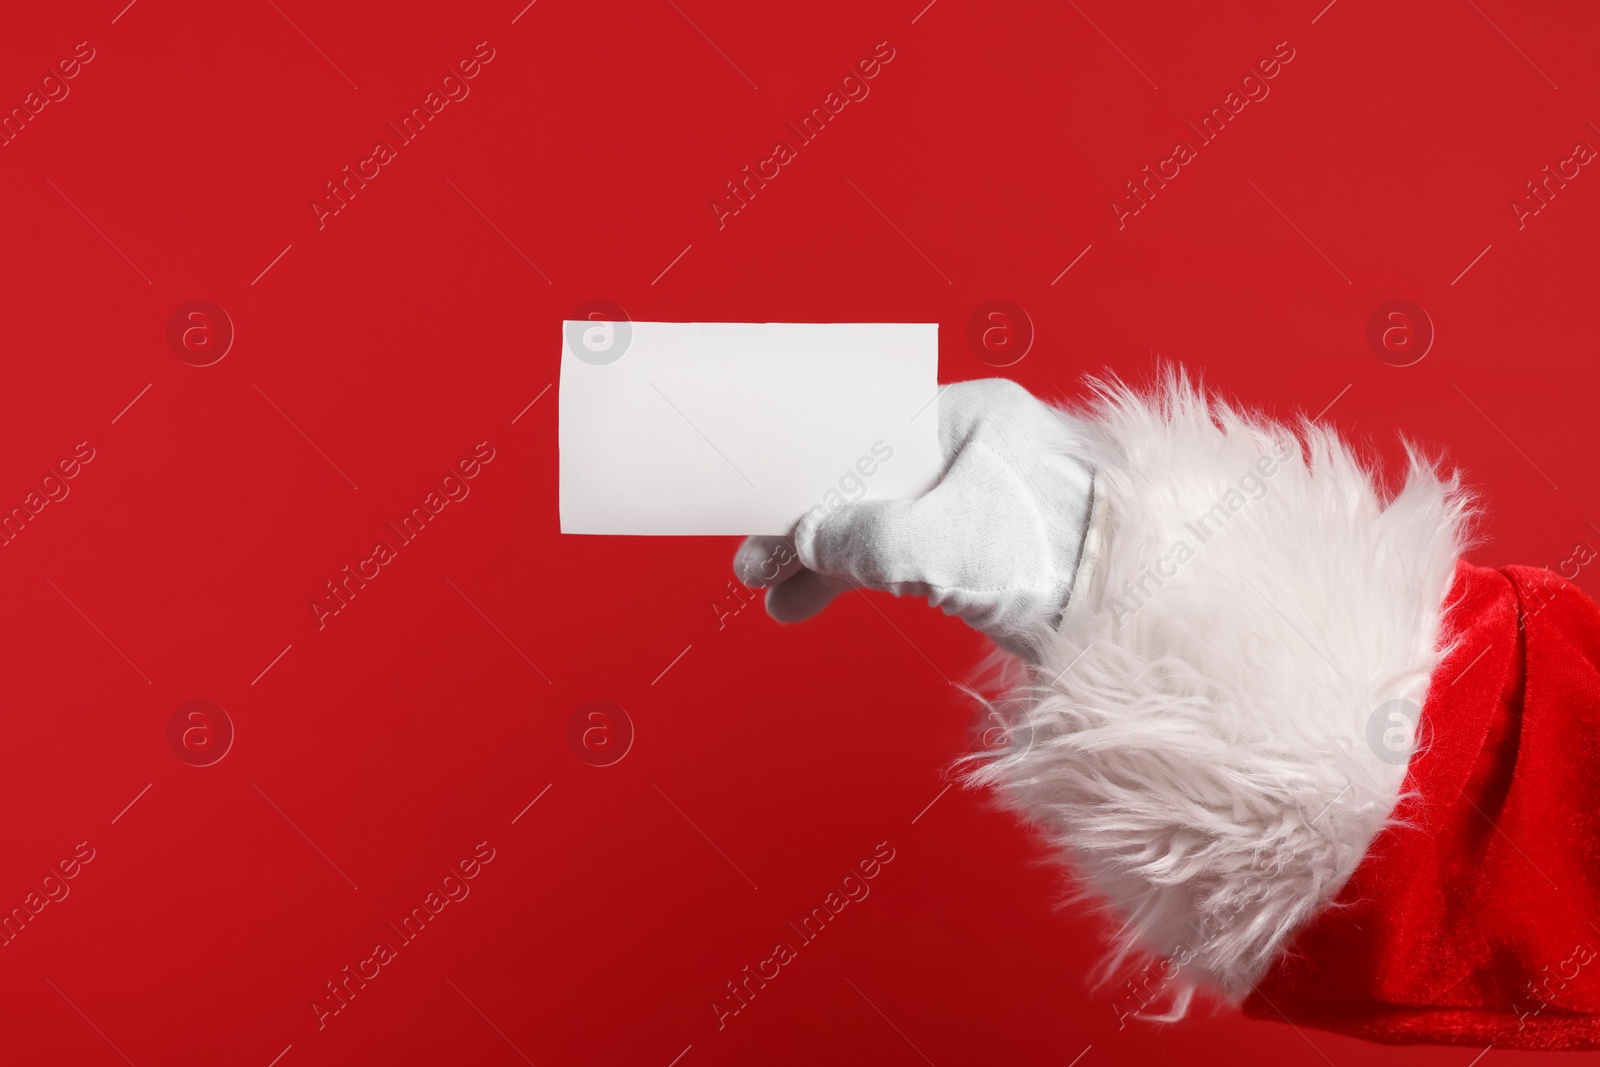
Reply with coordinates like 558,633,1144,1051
559,322,941,535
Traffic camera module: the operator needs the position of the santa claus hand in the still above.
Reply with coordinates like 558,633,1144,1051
732,379,1095,656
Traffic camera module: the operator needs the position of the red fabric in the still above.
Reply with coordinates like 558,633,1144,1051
1242,560,1600,1048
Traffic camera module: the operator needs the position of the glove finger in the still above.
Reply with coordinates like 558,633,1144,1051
764,568,850,623
733,535,804,588
793,496,940,594
788,381,1028,591
796,439,1060,598
935,378,1045,457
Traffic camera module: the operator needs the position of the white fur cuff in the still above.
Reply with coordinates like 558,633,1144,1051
965,371,1471,1011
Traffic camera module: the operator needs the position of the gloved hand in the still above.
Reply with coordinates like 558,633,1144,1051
732,378,1096,657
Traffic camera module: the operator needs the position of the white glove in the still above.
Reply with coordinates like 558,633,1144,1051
733,379,1096,657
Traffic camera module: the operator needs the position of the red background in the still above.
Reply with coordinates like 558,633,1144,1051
1,1,1597,1064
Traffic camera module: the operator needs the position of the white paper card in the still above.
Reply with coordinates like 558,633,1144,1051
559,321,941,535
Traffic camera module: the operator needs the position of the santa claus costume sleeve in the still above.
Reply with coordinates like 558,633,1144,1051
967,373,1600,1049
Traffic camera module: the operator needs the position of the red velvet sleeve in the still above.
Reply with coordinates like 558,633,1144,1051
1242,560,1600,1049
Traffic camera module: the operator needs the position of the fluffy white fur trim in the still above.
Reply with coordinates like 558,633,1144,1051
964,370,1472,1012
